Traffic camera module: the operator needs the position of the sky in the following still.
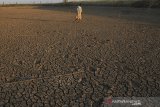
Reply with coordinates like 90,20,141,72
0,0,95,4
0,0,136,4
0,0,64,4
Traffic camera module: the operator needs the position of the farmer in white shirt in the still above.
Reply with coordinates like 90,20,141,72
75,5,82,21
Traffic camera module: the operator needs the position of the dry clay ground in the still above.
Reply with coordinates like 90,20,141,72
0,6,160,107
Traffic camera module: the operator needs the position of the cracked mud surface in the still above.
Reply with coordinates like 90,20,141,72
0,6,160,107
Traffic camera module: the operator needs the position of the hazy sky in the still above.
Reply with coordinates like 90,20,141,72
0,0,118,4
0,0,63,4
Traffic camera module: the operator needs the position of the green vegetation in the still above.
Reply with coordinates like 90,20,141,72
79,0,160,8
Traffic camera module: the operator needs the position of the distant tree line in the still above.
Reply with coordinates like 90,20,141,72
131,0,160,8
79,0,160,8
0,0,159,8
63,0,160,8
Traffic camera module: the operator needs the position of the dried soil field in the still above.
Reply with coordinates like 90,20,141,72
0,6,160,106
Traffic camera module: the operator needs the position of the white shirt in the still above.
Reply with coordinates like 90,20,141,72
77,6,82,13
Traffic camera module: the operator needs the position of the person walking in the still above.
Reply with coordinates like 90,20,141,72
75,5,83,22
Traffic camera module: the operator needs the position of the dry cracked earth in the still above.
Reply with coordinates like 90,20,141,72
0,6,160,107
